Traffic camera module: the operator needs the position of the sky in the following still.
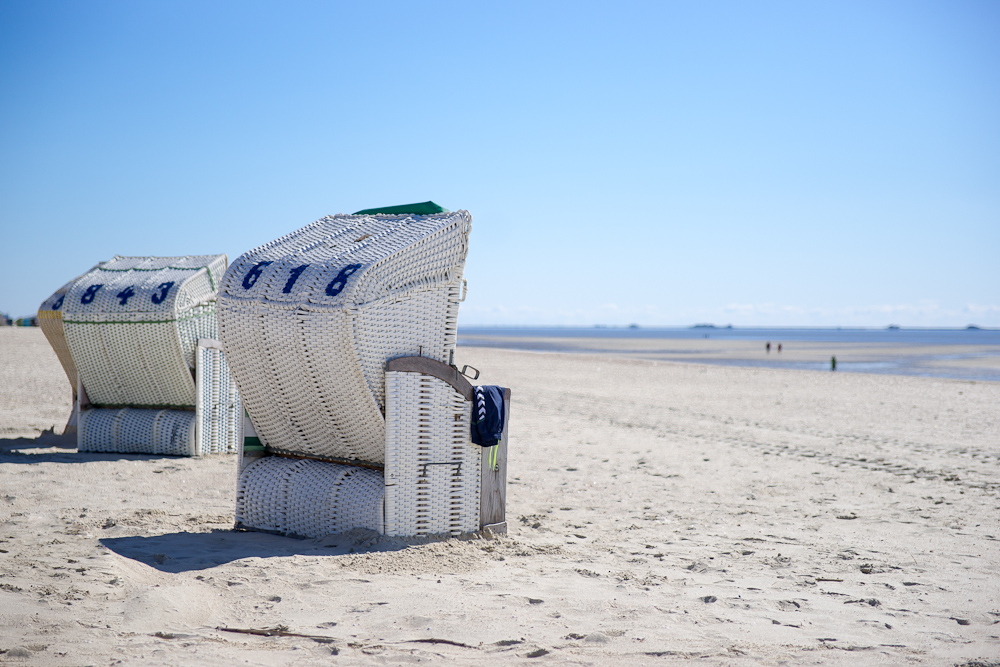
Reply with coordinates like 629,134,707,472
1,1,997,327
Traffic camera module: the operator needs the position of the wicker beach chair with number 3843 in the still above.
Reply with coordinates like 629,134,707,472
37,255,241,456
218,204,510,539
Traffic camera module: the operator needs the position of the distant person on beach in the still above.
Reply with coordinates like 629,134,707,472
766,342,771,353
831,356,837,371
777,343,782,353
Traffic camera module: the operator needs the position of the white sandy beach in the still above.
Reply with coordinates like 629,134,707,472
1,326,998,665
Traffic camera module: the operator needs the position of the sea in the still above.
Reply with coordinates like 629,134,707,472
457,326,1000,382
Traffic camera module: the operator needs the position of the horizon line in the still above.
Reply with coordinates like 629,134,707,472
458,324,998,331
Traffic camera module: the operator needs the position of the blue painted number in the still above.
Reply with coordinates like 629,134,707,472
116,286,136,305
283,264,309,294
242,261,272,290
151,282,174,304
325,264,362,297
52,295,64,310
81,284,103,304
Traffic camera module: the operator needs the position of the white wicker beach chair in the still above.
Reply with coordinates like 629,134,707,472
235,356,509,538
218,210,471,463
39,255,240,456
38,264,106,433
224,207,510,538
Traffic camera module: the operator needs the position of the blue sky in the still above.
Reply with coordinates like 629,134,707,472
2,1,997,327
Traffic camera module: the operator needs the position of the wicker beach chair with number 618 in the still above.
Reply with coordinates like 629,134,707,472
37,255,241,456
218,203,510,539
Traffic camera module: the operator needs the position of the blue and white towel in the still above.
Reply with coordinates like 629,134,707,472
471,385,506,447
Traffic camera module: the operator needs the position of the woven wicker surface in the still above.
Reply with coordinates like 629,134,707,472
37,266,106,396
62,255,227,408
384,370,480,536
196,343,241,455
78,408,196,456
218,211,471,463
236,457,385,538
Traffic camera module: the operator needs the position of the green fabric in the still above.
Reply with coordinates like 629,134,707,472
353,201,449,216
243,437,264,450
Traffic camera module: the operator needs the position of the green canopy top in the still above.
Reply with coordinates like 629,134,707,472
353,201,449,216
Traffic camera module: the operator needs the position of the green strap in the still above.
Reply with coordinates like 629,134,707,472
95,266,206,272
353,201,449,216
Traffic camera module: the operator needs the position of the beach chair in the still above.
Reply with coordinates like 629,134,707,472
39,268,101,434
220,205,510,538
38,255,240,456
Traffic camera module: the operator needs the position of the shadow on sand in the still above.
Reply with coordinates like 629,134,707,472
0,428,75,450
0,430,189,464
101,528,416,573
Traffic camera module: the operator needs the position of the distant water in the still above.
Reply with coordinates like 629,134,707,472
459,326,1000,345
458,327,1000,382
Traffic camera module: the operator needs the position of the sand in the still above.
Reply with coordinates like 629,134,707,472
1,326,998,665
